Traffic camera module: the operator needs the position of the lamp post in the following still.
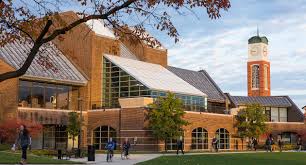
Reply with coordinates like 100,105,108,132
77,97,83,157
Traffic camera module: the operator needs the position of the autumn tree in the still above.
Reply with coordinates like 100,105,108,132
0,0,230,82
67,112,81,149
0,119,42,144
235,104,268,149
147,92,189,151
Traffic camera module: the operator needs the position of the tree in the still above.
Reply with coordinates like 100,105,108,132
0,119,42,144
235,104,268,149
67,112,81,149
0,0,231,82
147,92,189,151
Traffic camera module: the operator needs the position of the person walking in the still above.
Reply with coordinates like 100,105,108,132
278,137,283,152
297,136,302,152
122,138,131,159
253,138,258,151
15,125,30,165
176,136,184,155
213,136,219,152
265,136,272,152
212,136,217,152
211,137,215,152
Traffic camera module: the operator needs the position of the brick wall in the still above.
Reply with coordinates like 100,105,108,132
0,60,18,120
120,36,168,66
247,61,271,96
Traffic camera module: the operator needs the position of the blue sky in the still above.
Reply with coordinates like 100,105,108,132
27,0,306,109
149,0,306,109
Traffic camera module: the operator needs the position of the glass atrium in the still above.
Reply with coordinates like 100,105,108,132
102,55,207,111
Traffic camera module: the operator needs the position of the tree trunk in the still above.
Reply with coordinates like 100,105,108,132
72,137,75,149
241,138,244,150
164,139,167,152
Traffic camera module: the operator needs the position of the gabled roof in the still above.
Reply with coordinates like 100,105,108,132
104,54,206,97
0,41,87,86
225,94,292,107
167,67,226,103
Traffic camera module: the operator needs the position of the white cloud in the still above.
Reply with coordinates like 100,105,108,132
166,5,306,108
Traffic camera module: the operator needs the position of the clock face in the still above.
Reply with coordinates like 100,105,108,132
263,46,268,56
250,46,258,56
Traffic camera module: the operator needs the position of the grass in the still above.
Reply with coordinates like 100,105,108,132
0,151,83,164
137,152,306,165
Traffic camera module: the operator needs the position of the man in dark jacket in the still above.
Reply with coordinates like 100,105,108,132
15,125,30,164
176,136,184,155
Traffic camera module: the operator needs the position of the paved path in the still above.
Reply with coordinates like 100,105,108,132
69,154,161,165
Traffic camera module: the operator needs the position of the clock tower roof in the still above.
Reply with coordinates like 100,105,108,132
248,35,268,44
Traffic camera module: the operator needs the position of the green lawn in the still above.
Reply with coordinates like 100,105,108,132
0,151,82,164
137,152,306,165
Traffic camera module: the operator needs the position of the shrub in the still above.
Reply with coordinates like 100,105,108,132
31,149,57,157
0,144,11,151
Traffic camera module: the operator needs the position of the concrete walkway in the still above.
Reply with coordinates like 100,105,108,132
69,154,161,165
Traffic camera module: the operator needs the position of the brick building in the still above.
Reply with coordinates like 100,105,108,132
0,11,305,151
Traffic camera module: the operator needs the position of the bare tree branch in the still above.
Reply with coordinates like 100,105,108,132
0,20,52,82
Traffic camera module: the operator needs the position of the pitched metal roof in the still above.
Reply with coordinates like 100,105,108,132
167,67,226,102
104,54,207,97
0,41,87,86
226,95,292,107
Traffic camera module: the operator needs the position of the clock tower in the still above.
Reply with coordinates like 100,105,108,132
247,31,271,96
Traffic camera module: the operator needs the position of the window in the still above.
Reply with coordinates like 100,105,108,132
102,57,207,110
166,136,184,151
191,128,208,150
31,82,45,108
216,128,230,149
102,58,150,108
93,126,117,150
271,107,278,122
265,107,271,121
270,107,288,122
279,108,287,122
264,65,268,90
43,125,67,149
45,84,57,109
18,81,32,107
18,80,79,110
251,65,259,89
57,86,69,109
281,132,297,144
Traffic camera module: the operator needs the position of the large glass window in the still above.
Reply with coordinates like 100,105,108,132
166,136,184,151
191,128,208,150
18,80,79,110
43,125,67,149
57,86,69,109
102,58,150,108
93,126,117,150
18,81,32,107
216,128,230,149
31,82,45,108
102,57,207,111
45,84,57,109
252,65,259,89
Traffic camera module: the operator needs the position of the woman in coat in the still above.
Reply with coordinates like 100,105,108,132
15,125,30,164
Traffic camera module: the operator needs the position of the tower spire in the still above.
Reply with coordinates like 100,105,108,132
257,25,259,36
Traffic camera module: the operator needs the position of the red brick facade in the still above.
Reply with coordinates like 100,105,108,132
247,61,271,96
